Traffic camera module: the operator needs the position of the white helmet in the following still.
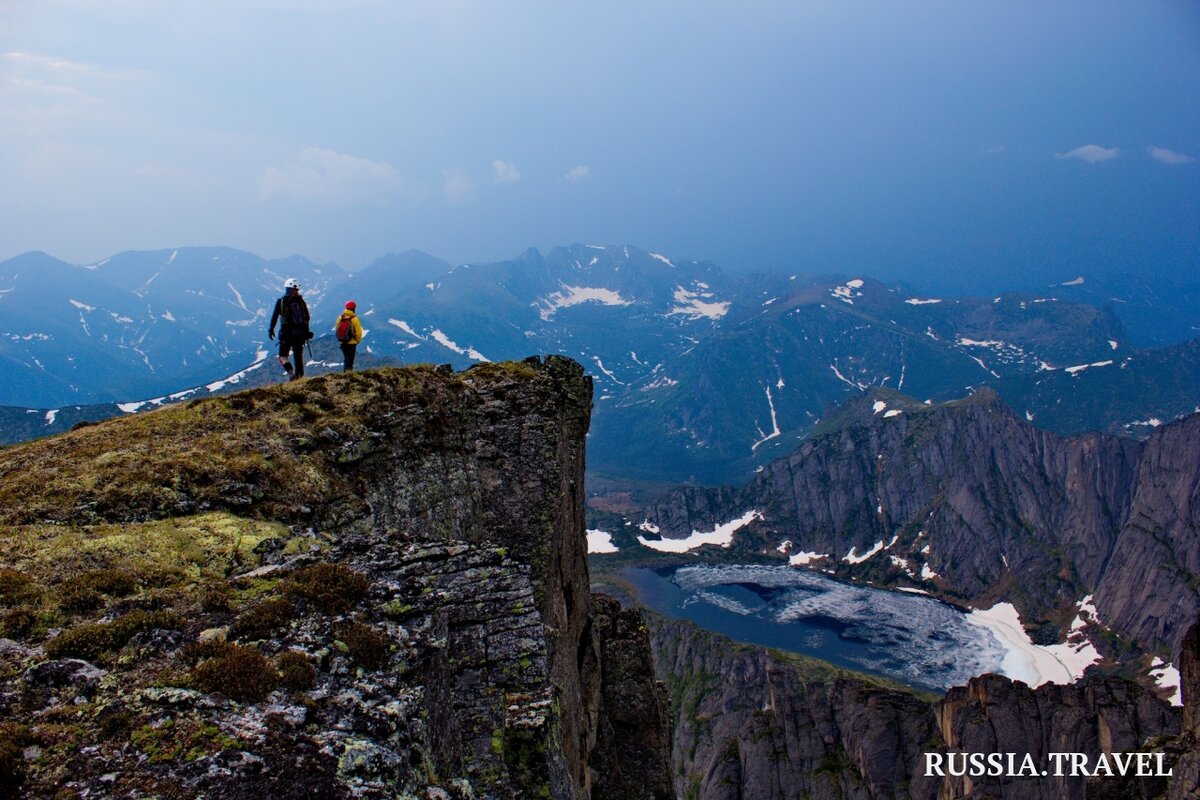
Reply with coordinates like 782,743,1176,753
283,277,300,290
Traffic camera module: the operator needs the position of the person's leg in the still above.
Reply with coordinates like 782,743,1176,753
278,341,294,376
343,343,357,372
292,337,304,379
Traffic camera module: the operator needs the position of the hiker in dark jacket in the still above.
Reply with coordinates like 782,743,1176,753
334,301,365,372
268,278,312,380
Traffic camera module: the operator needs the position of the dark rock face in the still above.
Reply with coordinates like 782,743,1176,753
0,357,673,799
641,393,1200,656
650,616,1191,800
585,596,675,800
937,674,1180,800
649,616,943,800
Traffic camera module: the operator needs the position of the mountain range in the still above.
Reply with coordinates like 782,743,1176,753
1,244,1197,485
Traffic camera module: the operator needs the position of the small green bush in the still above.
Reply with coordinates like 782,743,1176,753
276,651,317,690
231,598,294,640
0,723,32,797
44,610,180,661
78,568,139,597
0,569,39,607
0,608,37,640
284,563,369,614
192,644,279,703
338,622,390,670
57,584,105,614
200,585,234,613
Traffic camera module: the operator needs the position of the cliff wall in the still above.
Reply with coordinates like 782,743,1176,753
650,615,1193,800
0,358,672,799
641,392,1200,655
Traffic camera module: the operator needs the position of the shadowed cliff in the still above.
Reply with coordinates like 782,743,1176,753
0,358,673,799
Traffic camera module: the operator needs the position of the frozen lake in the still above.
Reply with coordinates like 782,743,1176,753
625,563,1009,692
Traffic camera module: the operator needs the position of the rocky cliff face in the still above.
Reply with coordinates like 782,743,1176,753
640,391,1200,656
0,358,672,799
650,615,1194,800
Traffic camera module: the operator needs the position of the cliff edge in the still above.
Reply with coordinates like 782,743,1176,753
0,357,673,799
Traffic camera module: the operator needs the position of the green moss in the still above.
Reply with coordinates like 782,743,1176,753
191,643,279,703
276,651,317,690
130,718,238,764
284,563,369,614
44,609,181,661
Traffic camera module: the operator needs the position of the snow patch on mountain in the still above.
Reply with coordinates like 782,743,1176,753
537,284,633,320
586,529,619,554
387,319,425,340
430,329,489,362
966,602,1101,687
844,541,885,564
1064,360,1113,375
831,279,864,304
668,284,729,320
905,297,942,305
637,510,762,553
649,253,675,268
751,386,781,452
1150,658,1183,706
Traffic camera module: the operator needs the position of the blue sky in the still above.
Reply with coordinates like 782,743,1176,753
1,1,1197,291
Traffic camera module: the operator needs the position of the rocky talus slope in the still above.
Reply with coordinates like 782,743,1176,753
0,358,673,799
650,615,1200,800
640,391,1200,657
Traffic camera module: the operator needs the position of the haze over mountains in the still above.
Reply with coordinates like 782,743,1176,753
1,244,1197,484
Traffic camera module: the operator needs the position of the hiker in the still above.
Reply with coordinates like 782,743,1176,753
334,301,364,372
268,278,312,380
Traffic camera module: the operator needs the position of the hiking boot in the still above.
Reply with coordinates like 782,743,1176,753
283,362,294,377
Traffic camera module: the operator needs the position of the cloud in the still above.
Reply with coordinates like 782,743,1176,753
442,167,477,204
257,147,407,205
492,160,520,183
1055,144,1119,164
563,164,590,183
1147,145,1195,165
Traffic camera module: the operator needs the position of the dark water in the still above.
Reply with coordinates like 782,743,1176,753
626,563,1005,692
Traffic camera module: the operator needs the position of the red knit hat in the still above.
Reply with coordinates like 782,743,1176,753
345,301,356,310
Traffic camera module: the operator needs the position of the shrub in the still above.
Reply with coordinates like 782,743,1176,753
0,723,32,797
192,644,279,703
276,651,317,690
0,608,37,640
44,610,180,661
57,584,105,614
338,622,390,670
0,569,38,607
284,564,369,614
200,585,234,613
230,598,294,641
78,568,139,597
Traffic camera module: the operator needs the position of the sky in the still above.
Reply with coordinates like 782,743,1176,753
1,1,1198,292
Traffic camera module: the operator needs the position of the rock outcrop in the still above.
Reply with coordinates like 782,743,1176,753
0,358,673,799
638,391,1200,656
650,615,1194,800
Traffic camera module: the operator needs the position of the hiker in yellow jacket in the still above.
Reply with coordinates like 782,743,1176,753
334,301,365,372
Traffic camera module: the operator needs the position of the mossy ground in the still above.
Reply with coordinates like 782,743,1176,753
0,363,548,527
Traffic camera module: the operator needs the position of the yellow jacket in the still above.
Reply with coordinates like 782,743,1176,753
335,311,364,345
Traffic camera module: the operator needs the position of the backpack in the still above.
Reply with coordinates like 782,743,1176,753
283,295,306,330
336,314,353,344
